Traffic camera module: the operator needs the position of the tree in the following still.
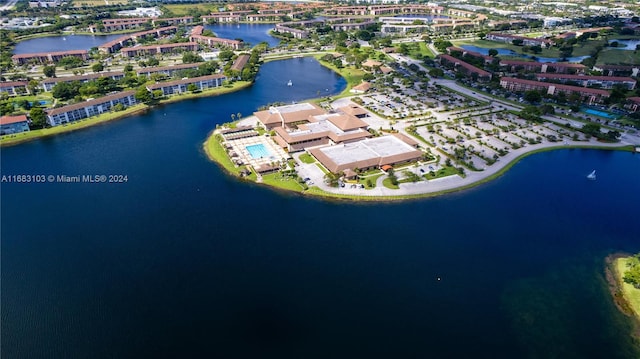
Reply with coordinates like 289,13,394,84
124,64,134,72
187,83,198,93
29,107,46,128
219,50,235,62
623,254,640,289
582,122,601,137
182,52,204,64
134,86,152,104
488,49,498,57
58,56,84,70
92,62,104,73
523,90,542,104
43,65,56,78
356,30,373,41
429,68,444,78
52,81,81,101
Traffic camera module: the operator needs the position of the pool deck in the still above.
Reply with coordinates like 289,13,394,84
224,134,290,170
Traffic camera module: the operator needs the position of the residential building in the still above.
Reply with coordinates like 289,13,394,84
0,81,29,96
230,54,250,72
152,16,193,26
98,26,177,54
136,63,201,77
102,18,149,32
437,54,492,82
190,35,242,50
499,60,586,74
0,115,30,135
623,97,640,112
146,74,227,96
45,91,137,126
593,65,640,77
534,74,636,90
41,72,125,92
120,42,199,58
486,32,553,47
11,50,88,65
499,77,609,104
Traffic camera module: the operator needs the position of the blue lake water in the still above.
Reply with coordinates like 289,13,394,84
2,57,640,358
609,39,640,50
14,23,280,54
205,23,280,48
13,34,125,54
460,45,590,63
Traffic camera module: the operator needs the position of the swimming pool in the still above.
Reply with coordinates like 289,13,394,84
582,108,620,119
246,144,273,159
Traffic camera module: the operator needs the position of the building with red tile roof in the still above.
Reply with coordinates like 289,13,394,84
120,42,199,58
499,77,609,104
534,73,636,90
0,115,30,135
146,74,227,96
437,54,492,81
11,50,88,65
45,90,137,126
499,60,586,74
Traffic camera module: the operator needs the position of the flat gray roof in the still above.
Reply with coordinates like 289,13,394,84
318,135,416,166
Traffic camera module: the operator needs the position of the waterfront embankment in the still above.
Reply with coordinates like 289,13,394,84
0,81,252,147
606,253,640,341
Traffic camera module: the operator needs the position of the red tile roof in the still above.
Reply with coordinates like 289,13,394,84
0,114,28,125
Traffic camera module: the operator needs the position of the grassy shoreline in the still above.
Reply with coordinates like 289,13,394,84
203,128,633,202
0,81,253,147
606,253,640,341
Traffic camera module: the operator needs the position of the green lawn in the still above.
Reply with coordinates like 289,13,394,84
382,177,399,189
616,258,640,319
163,3,221,16
597,48,640,65
314,55,365,97
452,38,607,59
424,166,459,180
72,0,129,7
299,153,315,164
260,172,305,192
402,42,435,59
315,163,329,174
203,133,243,176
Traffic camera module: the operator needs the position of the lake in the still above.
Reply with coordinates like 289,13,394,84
205,23,280,48
2,57,640,358
13,23,280,55
609,39,640,51
460,45,590,63
13,34,126,54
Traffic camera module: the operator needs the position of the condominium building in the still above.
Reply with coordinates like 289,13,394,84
146,74,227,96
45,91,137,126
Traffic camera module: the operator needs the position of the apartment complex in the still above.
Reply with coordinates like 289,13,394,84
45,91,137,126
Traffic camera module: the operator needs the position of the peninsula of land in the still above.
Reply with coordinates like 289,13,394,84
607,253,640,341
3,1,640,200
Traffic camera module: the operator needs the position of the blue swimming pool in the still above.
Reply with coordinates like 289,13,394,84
246,144,272,159
582,108,620,119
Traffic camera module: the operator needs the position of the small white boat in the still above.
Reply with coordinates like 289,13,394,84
287,80,292,86
587,170,596,180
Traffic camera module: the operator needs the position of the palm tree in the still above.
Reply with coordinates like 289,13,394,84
231,113,236,122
